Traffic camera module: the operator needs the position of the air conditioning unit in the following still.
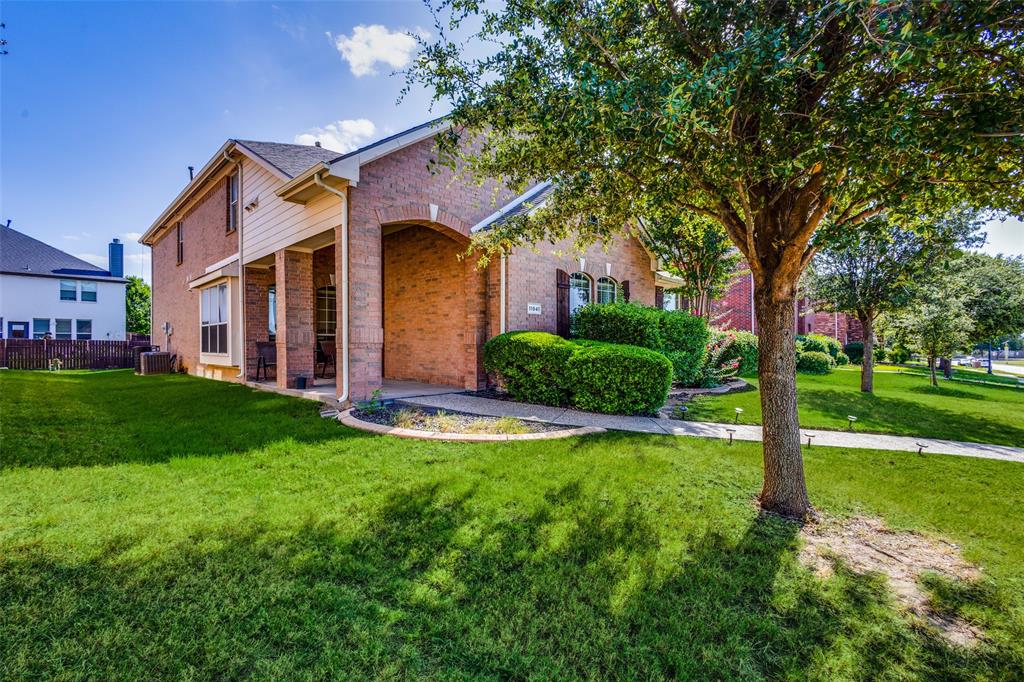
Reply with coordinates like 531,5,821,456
139,351,173,375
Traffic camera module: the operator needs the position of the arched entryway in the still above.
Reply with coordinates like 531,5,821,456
379,208,486,390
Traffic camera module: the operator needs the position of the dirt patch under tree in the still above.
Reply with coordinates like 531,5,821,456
799,515,983,647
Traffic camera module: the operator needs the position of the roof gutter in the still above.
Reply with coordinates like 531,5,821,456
312,171,350,406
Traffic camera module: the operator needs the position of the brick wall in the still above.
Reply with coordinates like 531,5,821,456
244,266,274,378
506,234,656,333
711,269,756,332
151,176,238,376
275,249,315,388
382,225,472,386
345,136,515,399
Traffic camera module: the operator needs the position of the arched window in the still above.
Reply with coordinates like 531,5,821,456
569,272,591,314
316,285,336,340
596,276,618,304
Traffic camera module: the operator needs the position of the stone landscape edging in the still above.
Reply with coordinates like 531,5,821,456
338,408,606,442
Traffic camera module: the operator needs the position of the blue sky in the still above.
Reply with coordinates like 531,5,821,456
1,1,1020,282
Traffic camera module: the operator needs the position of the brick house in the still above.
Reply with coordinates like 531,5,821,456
140,120,681,402
701,264,858,342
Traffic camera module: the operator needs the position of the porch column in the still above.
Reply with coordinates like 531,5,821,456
463,254,488,390
244,266,274,380
344,208,384,401
275,248,315,389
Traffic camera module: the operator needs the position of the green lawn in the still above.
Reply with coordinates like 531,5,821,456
2,370,1024,679
685,368,1024,446
897,361,1021,386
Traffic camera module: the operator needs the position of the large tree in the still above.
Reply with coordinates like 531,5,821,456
956,252,1024,367
635,213,741,318
888,280,974,386
126,276,151,336
805,210,983,393
411,0,1024,518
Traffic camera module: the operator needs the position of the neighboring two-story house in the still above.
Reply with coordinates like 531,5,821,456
0,225,127,341
140,119,681,402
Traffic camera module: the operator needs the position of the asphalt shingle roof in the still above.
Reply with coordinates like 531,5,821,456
0,225,120,280
232,140,343,179
475,182,554,232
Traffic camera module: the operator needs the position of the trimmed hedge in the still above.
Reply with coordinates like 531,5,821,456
565,342,673,414
482,331,573,406
796,350,836,374
571,303,662,349
798,333,842,360
571,303,709,386
843,342,864,364
484,331,673,414
835,351,850,366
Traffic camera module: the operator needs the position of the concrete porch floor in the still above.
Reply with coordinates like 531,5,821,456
245,377,460,405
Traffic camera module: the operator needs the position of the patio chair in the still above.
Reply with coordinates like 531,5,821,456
255,341,277,381
316,339,336,379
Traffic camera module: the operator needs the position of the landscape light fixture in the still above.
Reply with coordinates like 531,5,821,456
916,442,929,455
805,433,815,448
725,428,736,445
734,407,744,424
847,415,858,430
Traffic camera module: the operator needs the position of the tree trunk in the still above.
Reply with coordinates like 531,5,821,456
928,354,938,386
754,290,812,519
942,357,953,379
859,313,874,393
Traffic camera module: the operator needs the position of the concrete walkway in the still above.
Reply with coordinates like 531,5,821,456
402,393,1024,464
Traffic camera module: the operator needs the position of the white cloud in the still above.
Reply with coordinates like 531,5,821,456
74,253,106,269
295,118,377,153
62,234,80,241
329,24,426,77
120,231,143,241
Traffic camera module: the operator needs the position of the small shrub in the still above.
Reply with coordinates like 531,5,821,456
483,331,573,405
565,342,673,414
696,332,742,388
715,329,758,376
889,345,910,364
835,351,850,366
796,350,836,374
800,333,842,359
875,346,888,363
844,342,864,364
571,303,662,349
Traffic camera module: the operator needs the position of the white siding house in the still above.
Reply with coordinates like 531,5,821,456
0,225,127,340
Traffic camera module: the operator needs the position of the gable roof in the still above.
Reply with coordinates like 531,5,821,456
471,182,554,232
0,225,122,281
233,140,341,179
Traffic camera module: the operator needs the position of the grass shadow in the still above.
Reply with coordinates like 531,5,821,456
3,481,1012,679
0,370,364,469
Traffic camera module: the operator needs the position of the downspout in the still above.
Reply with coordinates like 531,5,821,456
500,251,507,334
313,172,350,404
236,160,245,379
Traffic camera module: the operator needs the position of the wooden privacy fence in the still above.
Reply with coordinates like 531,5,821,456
0,339,156,370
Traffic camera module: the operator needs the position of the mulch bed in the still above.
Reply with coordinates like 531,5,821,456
351,403,564,434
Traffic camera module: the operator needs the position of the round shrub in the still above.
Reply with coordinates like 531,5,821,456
658,310,709,385
800,333,842,359
843,342,864,364
835,351,850,366
482,331,573,406
571,303,662,349
888,345,910,364
874,346,887,363
715,329,758,376
796,350,836,375
565,342,673,415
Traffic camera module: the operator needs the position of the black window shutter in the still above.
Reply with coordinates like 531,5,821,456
556,268,570,338
621,280,630,303
654,286,664,309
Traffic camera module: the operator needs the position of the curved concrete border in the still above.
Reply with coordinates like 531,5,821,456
338,408,605,442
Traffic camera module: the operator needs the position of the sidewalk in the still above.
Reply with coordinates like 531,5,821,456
401,393,1024,464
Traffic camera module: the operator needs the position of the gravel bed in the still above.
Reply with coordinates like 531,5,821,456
351,403,564,434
